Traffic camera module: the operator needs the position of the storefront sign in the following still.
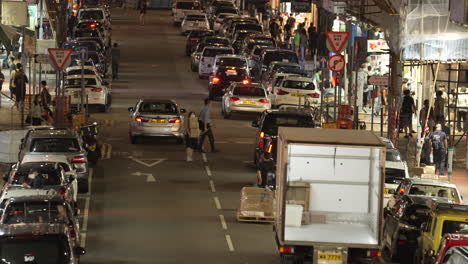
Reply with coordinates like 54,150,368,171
291,0,311,12
328,55,345,73
24,35,36,56
367,40,389,53
1,1,28,26
326,32,350,53
368,76,389,86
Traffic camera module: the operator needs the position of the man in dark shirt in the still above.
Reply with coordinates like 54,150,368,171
256,153,275,187
400,89,416,138
430,124,448,175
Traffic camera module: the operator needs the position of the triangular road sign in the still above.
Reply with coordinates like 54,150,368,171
325,32,350,53
48,48,73,71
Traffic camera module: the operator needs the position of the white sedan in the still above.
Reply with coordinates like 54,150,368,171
181,13,210,35
64,73,111,112
221,82,271,119
270,75,321,108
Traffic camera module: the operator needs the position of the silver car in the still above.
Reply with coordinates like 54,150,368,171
221,82,271,119
128,99,186,144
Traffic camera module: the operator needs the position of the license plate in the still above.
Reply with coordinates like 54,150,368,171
318,254,342,261
384,188,390,195
193,23,199,26
151,119,166,123
226,72,237,76
291,94,303,97
242,101,256,105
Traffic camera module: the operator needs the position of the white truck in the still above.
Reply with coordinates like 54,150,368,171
274,127,386,263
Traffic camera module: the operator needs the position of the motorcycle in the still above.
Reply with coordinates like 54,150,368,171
78,122,101,166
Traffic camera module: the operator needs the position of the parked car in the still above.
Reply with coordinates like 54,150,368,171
128,99,186,144
172,0,202,24
384,148,410,206
231,30,258,54
74,20,111,47
436,234,468,264
181,13,210,35
213,13,237,32
211,54,249,76
78,7,109,28
208,64,249,100
262,61,300,85
247,45,276,74
257,49,299,79
241,34,276,55
185,29,214,56
221,82,270,119
269,75,320,109
198,46,234,78
190,37,230,71
64,72,111,112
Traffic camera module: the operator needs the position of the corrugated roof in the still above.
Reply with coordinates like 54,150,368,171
278,127,385,147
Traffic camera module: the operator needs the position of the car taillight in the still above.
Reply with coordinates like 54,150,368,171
366,250,381,257
135,116,149,123
59,188,67,196
229,97,239,102
90,23,96,28
258,99,269,103
71,156,87,164
211,76,220,84
279,247,294,254
169,118,182,123
260,132,265,138
91,88,103,92
277,89,289,95
242,79,250,85
226,69,236,73
307,93,320,98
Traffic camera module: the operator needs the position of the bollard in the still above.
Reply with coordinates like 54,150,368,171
448,148,454,182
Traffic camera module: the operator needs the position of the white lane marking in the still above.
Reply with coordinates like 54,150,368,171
100,143,107,158
225,234,235,252
209,180,216,192
105,143,112,159
129,157,166,167
80,168,93,248
205,165,212,177
132,172,156,182
202,153,207,163
213,196,222,210
219,214,227,230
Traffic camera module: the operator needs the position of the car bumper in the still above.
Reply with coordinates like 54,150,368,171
227,105,270,113
130,126,184,138
274,97,320,107
182,25,209,33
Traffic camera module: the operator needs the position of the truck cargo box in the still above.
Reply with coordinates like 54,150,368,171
275,127,385,248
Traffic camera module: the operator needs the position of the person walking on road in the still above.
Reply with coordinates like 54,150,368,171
256,153,275,187
430,124,448,176
139,1,147,26
400,89,416,138
111,43,121,80
198,98,217,153
11,63,28,107
185,111,200,162
307,26,317,57
457,87,467,132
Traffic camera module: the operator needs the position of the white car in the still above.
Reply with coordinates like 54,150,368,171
270,76,321,108
64,73,111,112
172,0,202,24
213,13,237,32
77,8,110,29
181,13,210,34
221,82,270,118
65,64,100,78
384,148,410,206
198,46,234,78
212,54,249,76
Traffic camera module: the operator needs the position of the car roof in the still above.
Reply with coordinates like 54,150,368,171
0,223,69,237
203,46,233,50
403,194,448,206
270,61,300,67
139,99,176,104
408,178,458,188
21,154,69,164
66,74,97,79
7,194,67,204
215,54,245,59
266,110,313,117
282,75,313,81
232,82,263,88
0,189,51,201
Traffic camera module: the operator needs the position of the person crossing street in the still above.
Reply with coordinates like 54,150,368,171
198,98,217,153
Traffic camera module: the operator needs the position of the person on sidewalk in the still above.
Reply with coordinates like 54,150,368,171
28,95,43,126
299,28,307,69
269,19,280,43
198,98,217,153
419,99,434,130
430,124,448,176
11,63,28,106
292,28,301,56
111,43,121,80
39,81,51,107
434,90,445,124
400,89,416,138
307,26,317,57
283,22,292,49
139,1,147,26
185,111,200,162
457,87,467,132
0,69,4,107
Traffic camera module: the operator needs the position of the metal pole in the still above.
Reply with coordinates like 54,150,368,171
80,60,84,112
20,27,25,128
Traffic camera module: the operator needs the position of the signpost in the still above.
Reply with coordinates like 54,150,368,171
78,47,88,113
319,56,328,69
328,55,345,73
325,32,350,53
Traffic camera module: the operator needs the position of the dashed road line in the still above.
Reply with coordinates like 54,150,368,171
205,165,212,177
209,180,216,192
80,168,93,248
101,143,112,160
213,196,222,210
202,153,207,163
225,234,235,252
219,215,227,230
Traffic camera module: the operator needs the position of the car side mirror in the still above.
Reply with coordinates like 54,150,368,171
180,108,186,114
74,246,86,256
128,107,134,112
251,120,259,127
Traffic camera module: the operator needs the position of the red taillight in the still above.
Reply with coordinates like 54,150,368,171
398,241,407,245
367,250,382,257
226,69,236,73
71,156,87,164
258,141,264,149
229,97,239,102
399,188,406,194
258,99,269,103
212,76,220,84
59,188,67,196
307,93,320,98
135,116,149,123
90,23,96,28
15,210,25,214
267,144,273,153
277,89,289,95
242,79,250,85
169,118,182,123
279,247,294,254
91,88,103,92
259,132,265,138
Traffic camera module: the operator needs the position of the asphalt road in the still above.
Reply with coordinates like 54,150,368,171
80,8,280,264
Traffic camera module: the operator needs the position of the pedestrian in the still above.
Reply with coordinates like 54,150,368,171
430,124,448,175
111,43,121,80
39,81,51,107
419,99,435,130
434,90,445,124
293,28,301,56
457,87,467,132
357,64,368,111
11,63,28,106
185,111,200,162
256,153,275,187
269,19,279,42
307,26,317,57
312,69,322,91
283,22,292,48
198,98,217,153
28,95,43,126
299,28,307,69
0,69,4,107
139,1,147,26
400,89,416,138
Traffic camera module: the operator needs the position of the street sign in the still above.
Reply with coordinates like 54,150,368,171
328,55,345,72
48,48,73,71
78,47,88,61
319,56,328,69
35,54,50,64
368,76,389,86
325,32,350,53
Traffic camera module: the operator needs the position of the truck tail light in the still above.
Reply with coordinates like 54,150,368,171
279,247,294,254
307,93,320,98
71,156,87,164
366,250,381,257
229,97,239,102
135,116,149,123
277,89,289,95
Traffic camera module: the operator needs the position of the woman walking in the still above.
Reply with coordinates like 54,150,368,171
139,1,147,26
185,111,200,162
30,95,43,126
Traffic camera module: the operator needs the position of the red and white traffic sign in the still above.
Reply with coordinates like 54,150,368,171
48,48,73,71
328,55,345,72
325,32,350,53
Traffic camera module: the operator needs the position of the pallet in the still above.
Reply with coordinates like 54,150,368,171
237,212,274,223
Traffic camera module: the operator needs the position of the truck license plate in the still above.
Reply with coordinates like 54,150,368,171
318,254,342,261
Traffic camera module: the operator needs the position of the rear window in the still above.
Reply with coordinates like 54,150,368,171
4,202,70,224
30,138,79,153
233,86,265,97
205,38,230,46
0,235,69,264
14,163,62,186
216,8,237,15
186,15,205,21
203,48,233,57
262,114,314,135
67,69,95,75
385,168,406,183
409,184,460,203
248,40,274,50
264,51,298,66
65,78,97,86
217,57,246,67
272,64,299,72
282,80,315,90
442,221,468,237
177,2,198,9
79,10,104,20
139,102,177,114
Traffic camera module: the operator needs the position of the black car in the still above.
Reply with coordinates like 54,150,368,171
208,66,249,99
256,49,298,80
185,30,214,55
231,30,257,54
241,34,276,55
383,195,442,262
252,110,315,164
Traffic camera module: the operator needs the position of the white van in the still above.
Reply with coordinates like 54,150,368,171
172,0,202,24
198,46,234,78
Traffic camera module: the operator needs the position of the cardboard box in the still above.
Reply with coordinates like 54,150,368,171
239,187,274,217
286,182,310,211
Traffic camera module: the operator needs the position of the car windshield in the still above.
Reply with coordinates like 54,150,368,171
282,80,315,90
248,40,274,50
14,163,62,186
386,149,402,162
0,235,69,264
262,114,314,135
65,78,97,86
178,2,198,9
233,86,265,97
442,221,468,237
264,51,298,66
186,15,205,21
75,30,100,38
189,31,212,38
4,202,70,224
203,48,233,57
235,24,261,32
385,168,406,183
67,69,95,75
218,14,233,19
409,184,460,203
30,138,80,153
79,10,104,20
139,102,178,114
205,38,230,46
217,57,246,67
272,64,299,72
402,205,430,226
